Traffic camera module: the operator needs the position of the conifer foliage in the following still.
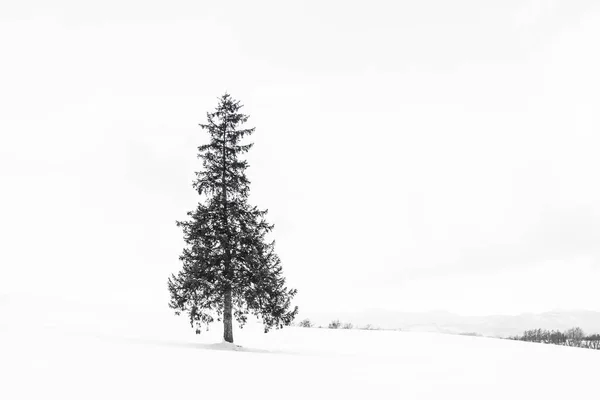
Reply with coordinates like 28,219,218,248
168,94,297,343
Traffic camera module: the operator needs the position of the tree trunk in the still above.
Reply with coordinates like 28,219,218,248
223,287,234,343
220,113,234,344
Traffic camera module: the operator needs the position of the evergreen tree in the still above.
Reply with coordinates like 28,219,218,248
168,93,298,343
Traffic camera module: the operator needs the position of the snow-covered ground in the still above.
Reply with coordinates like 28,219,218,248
1,294,598,399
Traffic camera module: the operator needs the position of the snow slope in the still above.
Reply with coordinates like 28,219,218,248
1,294,598,400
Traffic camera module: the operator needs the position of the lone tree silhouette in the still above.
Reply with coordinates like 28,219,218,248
168,94,298,343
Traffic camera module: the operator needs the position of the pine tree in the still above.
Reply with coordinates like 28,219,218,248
168,93,298,343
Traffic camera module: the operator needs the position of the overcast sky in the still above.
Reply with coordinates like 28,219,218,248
1,0,599,316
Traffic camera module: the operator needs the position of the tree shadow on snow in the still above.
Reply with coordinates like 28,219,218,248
90,332,296,355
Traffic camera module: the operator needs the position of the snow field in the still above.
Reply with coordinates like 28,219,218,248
1,295,598,399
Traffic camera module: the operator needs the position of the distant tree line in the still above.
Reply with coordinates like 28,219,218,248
508,327,600,350
296,318,390,331
297,320,600,351
458,332,483,337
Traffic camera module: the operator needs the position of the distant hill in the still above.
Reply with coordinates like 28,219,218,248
303,309,600,338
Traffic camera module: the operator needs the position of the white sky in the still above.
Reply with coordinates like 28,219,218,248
1,0,599,316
